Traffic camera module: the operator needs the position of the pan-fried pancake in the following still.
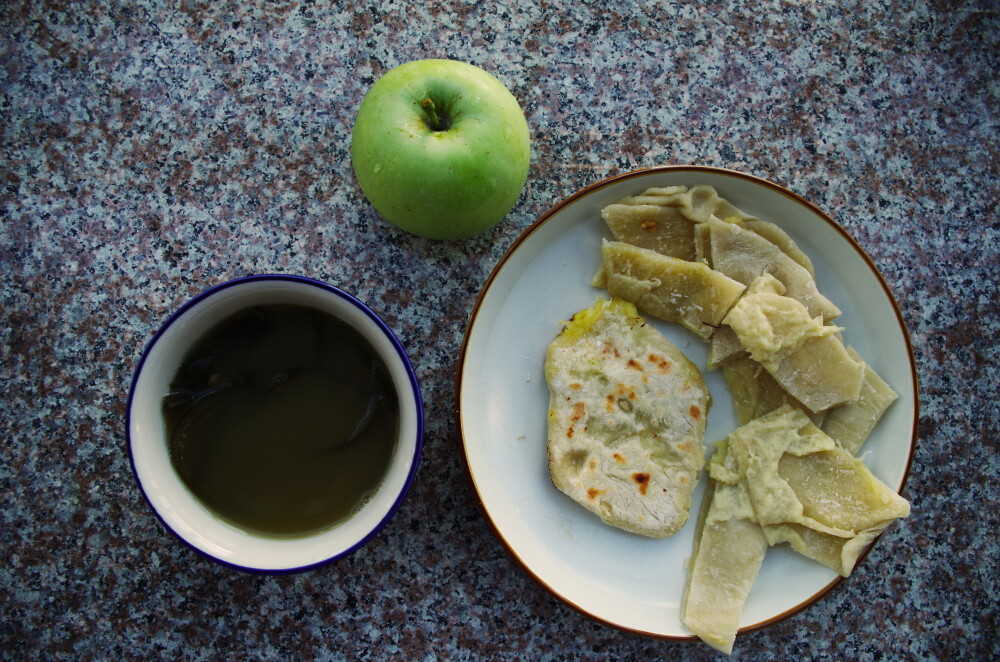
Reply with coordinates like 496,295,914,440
545,298,711,538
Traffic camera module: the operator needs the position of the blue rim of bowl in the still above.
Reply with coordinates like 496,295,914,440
126,273,424,574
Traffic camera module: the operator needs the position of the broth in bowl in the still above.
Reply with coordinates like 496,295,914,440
163,303,400,537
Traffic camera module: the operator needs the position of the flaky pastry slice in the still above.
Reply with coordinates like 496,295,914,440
820,347,899,455
708,217,841,322
601,239,746,340
722,355,826,427
682,442,767,655
726,404,910,541
723,274,864,412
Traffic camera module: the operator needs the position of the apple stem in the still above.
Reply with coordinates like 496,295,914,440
420,98,447,131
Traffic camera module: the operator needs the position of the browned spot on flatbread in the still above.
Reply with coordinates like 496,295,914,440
613,453,626,464
632,472,650,495
587,488,604,500
607,383,638,411
647,353,672,373
602,340,620,357
616,383,635,398
690,404,701,420
568,402,585,435
626,358,643,371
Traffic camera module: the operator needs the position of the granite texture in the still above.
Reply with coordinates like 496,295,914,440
2,1,998,659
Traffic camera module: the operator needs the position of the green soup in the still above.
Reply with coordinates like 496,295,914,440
162,304,399,537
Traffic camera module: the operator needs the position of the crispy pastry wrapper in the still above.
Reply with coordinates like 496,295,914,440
684,405,909,652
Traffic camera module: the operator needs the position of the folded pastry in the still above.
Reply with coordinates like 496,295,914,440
725,404,910,540
760,522,888,577
682,443,767,655
723,355,826,427
723,274,864,412
683,404,910,651
707,325,746,369
601,200,699,261
601,239,746,340
820,347,899,455
608,184,754,225
707,217,841,322
739,218,816,278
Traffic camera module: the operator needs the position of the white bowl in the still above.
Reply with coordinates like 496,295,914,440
128,274,423,573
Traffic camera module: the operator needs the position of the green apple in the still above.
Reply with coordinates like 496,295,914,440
350,59,531,240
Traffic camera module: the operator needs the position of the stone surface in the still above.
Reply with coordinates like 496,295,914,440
2,1,997,659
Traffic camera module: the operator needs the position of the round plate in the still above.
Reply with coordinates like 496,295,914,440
456,166,918,639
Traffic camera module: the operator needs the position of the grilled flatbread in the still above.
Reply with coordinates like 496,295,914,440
545,298,710,538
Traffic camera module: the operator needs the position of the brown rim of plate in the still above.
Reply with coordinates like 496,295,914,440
453,164,920,641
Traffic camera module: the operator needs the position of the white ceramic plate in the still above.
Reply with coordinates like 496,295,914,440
456,166,917,639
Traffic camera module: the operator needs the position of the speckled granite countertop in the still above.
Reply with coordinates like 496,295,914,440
2,1,997,659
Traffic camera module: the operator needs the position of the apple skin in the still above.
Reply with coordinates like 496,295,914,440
350,59,531,240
